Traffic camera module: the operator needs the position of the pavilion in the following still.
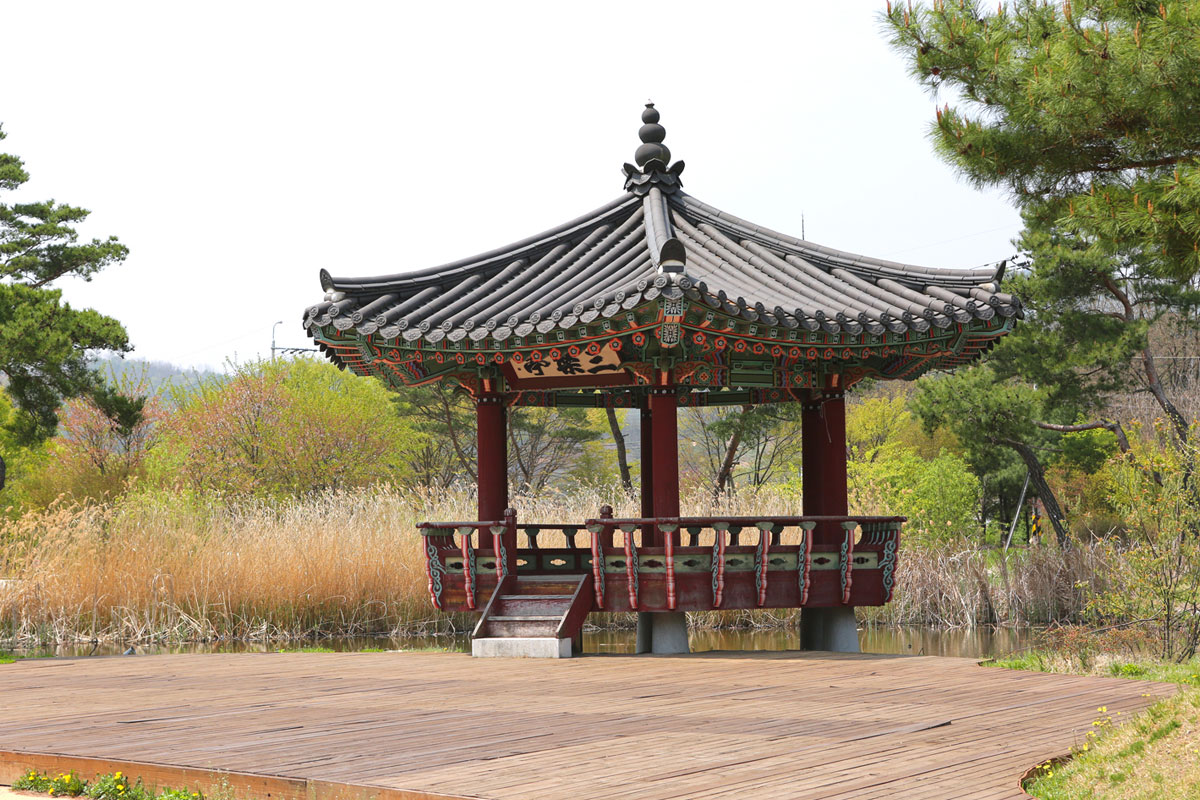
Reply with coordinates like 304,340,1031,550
304,104,1019,656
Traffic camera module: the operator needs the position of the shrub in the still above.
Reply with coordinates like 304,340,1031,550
150,358,423,497
1090,426,1200,661
848,446,981,543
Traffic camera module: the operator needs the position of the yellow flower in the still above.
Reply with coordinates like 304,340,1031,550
1097,706,1107,713
117,785,124,791
115,773,122,779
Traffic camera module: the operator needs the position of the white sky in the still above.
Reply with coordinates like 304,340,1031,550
1,1,1022,370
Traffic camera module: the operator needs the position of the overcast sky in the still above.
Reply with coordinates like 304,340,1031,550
1,1,1022,370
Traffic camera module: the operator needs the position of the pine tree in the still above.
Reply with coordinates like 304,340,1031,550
886,0,1200,443
886,1,1200,536
0,123,129,490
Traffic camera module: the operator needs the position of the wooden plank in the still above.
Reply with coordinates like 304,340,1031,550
0,652,1175,800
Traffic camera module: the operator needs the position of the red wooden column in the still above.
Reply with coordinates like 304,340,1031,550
800,385,858,653
648,380,679,546
640,403,654,542
476,389,514,573
639,372,689,654
801,389,848,542
801,394,825,521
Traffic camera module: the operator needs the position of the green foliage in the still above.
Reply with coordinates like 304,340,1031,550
566,436,622,490
0,387,47,511
1091,427,1200,660
14,771,86,796
12,771,203,800
849,446,980,543
18,374,161,507
508,406,606,494
150,358,423,497
885,0,1200,281
85,772,150,800
0,123,129,449
683,403,803,494
390,382,477,488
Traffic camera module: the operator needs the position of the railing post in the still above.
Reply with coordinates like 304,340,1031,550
658,522,678,610
840,521,858,605
755,520,773,607
504,507,517,578
711,522,729,608
589,505,612,609
458,526,476,610
621,524,639,610
797,521,815,605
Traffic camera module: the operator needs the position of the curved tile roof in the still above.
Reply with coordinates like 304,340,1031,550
305,103,1019,390
305,185,1018,341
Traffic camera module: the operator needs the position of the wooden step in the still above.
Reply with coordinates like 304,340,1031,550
511,576,585,595
484,618,559,638
518,574,586,581
471,637,571,658
497,595,574,616
472,573,594,657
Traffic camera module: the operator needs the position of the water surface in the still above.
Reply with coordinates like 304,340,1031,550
10,625,1031,660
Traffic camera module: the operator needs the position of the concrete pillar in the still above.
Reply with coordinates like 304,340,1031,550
636,611,689,655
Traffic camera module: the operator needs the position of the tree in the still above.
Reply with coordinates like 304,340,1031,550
683,405,803,498
21,375,161,506
885,1,1200,446
391,382,477,489
508,407,606,494
911,366,1087,546
153,358,423,496
0,122,129,489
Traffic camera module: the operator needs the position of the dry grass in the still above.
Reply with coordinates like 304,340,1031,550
1,484,1107,645
0,488,449,643
859,541,1109,628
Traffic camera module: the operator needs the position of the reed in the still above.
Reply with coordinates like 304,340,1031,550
0,484,1109,645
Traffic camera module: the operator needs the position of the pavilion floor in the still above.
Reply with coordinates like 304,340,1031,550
0,651,1175,800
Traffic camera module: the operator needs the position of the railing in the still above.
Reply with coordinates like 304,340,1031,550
584,513,904,612
418,509,903,613
417,511,515,610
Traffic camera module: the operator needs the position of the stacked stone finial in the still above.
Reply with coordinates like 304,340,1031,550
634,103,671,168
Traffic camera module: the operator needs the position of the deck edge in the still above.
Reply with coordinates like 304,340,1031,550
0,751,473,800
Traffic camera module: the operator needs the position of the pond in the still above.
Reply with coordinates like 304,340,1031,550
9,625,1032,660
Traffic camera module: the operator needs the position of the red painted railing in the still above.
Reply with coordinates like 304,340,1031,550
419,510,903,613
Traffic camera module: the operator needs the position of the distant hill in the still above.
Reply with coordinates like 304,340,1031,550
89,354,220,396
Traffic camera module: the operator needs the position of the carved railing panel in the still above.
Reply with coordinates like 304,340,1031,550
419,512,904,613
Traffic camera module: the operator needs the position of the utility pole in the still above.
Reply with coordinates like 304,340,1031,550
271,320,283,360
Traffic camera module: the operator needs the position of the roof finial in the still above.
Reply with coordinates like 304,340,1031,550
622,102,684,195
634,102,671,168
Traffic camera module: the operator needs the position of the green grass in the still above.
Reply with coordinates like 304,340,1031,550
0,651,16,664
991,651,1200,688
1022,689,1200,799
12,770,212,800
991,651,1200,799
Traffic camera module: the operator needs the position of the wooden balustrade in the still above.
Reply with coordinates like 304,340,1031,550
419,512,904,614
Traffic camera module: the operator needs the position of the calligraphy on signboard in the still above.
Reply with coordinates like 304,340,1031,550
512,344,623,380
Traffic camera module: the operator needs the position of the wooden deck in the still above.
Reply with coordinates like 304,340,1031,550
0,651,1176,800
